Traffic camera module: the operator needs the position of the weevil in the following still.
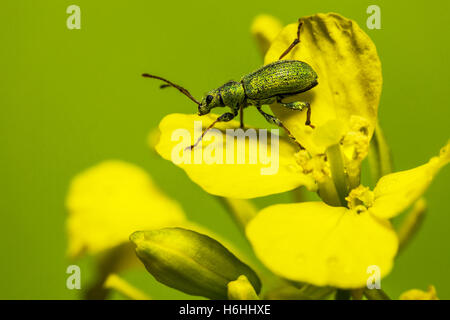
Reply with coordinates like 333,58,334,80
143,19,318,149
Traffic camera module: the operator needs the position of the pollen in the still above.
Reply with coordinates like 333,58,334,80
345,185,374,212
295,149,331,183
341,116,371,175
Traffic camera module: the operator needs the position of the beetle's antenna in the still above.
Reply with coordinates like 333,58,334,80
142,73,201,105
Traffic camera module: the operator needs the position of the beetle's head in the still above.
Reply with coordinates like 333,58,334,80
198,90,221,115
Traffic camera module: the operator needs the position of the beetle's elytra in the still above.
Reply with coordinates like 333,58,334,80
143,19,318,149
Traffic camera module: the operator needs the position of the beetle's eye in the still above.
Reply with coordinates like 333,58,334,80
206,95,213,104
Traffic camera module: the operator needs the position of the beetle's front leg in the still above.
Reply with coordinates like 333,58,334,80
277,99,315,128
217,112,237,122
229,104,245,129
256,106,304,149
186,112,237,150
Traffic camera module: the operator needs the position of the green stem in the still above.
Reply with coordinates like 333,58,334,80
326,144,350,206
363,288,391,300
317,179,342,207
84,243,132,300
217,197,258,230
335,289,351,300
397,198,427,254
368,122,394,184
351,289,364,300
104,274,151,300
348,168,361,191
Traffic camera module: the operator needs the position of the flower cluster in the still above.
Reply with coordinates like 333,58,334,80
65,13,449,300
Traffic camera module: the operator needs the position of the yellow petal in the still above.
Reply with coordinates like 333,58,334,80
148,127,161,152
370,142,450,219
400,285,439,300
251,14,283,56
246,202,398,288
66,160,186,257
155,113,316,199
264,13,382,154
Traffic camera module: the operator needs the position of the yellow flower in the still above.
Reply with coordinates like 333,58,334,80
151,13,450,292
154,13,381,201
64,12,449,299
155,113,316,199
246,143,449,288
400,285,439,300
251,15,283,56
66,160,186,258
264,13,382,156
66,160,247,272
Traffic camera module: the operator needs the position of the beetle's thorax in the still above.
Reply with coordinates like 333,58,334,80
219,81,246,108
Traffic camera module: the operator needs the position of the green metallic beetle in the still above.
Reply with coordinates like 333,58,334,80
143,20,318,149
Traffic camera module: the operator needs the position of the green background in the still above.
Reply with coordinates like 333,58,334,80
1,0,449,299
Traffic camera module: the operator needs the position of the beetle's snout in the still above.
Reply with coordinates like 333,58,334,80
198,104,210,116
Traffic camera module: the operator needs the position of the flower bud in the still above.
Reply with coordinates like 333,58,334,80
400,285,439,300
130,228,261,299
227,275,259,300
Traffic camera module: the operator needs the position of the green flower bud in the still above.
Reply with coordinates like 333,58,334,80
227,275,259,300
130,228,261,299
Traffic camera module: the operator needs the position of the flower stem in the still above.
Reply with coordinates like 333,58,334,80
335,289,351,300
351,289,364,300
326,144,350,206
397,198,427,254
368,122,394,183
363,288,391,300
218,197,258,230
84,243,132,300
104,274,151,300
317,179,342,207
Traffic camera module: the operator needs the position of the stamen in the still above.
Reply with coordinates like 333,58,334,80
295,150,330,183
345,185,374,212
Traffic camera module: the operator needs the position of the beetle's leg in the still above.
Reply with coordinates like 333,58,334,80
278,101,306,110
279,19,303,60
186,112,236,150
256,106,305,149
277,99,315,128
239,104,245,129
305,103,314,128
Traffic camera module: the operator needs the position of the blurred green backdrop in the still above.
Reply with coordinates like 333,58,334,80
1,0,449,299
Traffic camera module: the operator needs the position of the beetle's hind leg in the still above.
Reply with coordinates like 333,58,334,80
279,19,303,60
277,98,315,128
256,106,305,149
239,104,245,129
